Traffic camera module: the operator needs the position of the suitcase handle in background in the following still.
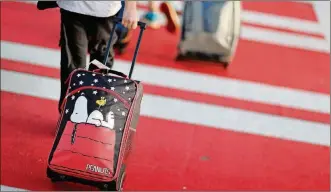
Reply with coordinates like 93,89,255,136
103,17,147,79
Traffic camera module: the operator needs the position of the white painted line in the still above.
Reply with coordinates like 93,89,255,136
1,41,329,114
140,5,329,53
18,1,328,52
145,1,329,53
1,69,329,146
241,10,324,36
1,185,27,191
137,1,316,13
241,25,329,53
292,1,314,4
15,0,36,4
138,1,327,41
312,1,331,44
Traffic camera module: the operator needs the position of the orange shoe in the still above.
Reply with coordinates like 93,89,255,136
160,2,180,34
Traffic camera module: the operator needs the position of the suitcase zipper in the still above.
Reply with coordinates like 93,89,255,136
61,86,130,111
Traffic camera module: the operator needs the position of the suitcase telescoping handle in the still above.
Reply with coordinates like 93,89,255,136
103,17,146,79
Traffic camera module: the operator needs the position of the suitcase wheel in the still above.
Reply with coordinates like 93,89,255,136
47,166,126,191
47,167,66,183
51,176,64,183
176,52,230,68
175,53,186,61
99,165,126,191
99,181,117,191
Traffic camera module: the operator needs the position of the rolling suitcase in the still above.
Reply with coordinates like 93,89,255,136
176,1,242,67
46,18,146,191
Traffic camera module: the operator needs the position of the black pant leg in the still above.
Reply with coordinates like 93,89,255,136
87,16,118,68
58,9,88,113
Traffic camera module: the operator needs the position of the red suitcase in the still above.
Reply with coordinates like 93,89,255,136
46,18,146,191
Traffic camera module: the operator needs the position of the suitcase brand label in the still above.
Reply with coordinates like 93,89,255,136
86,164,111,175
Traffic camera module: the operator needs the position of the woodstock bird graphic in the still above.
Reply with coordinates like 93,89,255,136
70,95,115,129
96,97,107,109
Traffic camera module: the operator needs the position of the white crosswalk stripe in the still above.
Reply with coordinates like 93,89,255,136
2,41,329,114
21,1,329,52
1,62,330,146
1,1,330,191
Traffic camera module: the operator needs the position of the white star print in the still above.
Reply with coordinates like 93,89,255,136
117,109,120,111
121,112,126,116
111,87,115,91
82,73,85,76
73,83,76,86
128,98,131,101
125,86,129,91
123,92,125,94
93,91,98,95
103,87,106,89
79,81,84,85
92,73,96,76
93,79,98,83
65,109,69,114
77,74,81,77
91,84,94,86
71,95,75,100
114,98,118,102
113,79,116,82
124,80,127,83
108,79,112,83
81,92,85,95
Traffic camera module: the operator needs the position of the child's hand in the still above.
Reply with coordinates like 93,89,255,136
122,1,138,30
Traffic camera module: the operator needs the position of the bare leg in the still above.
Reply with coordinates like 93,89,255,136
160,2,180,34
148,1,159,12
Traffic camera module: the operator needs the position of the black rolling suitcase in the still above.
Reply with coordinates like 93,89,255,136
46,18,146,191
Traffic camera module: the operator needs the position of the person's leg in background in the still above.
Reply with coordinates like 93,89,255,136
141,1,162,29
58,9,88,113
160,1,180,34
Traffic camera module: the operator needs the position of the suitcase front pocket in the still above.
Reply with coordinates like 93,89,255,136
61,86,130,111
51,123,116,177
